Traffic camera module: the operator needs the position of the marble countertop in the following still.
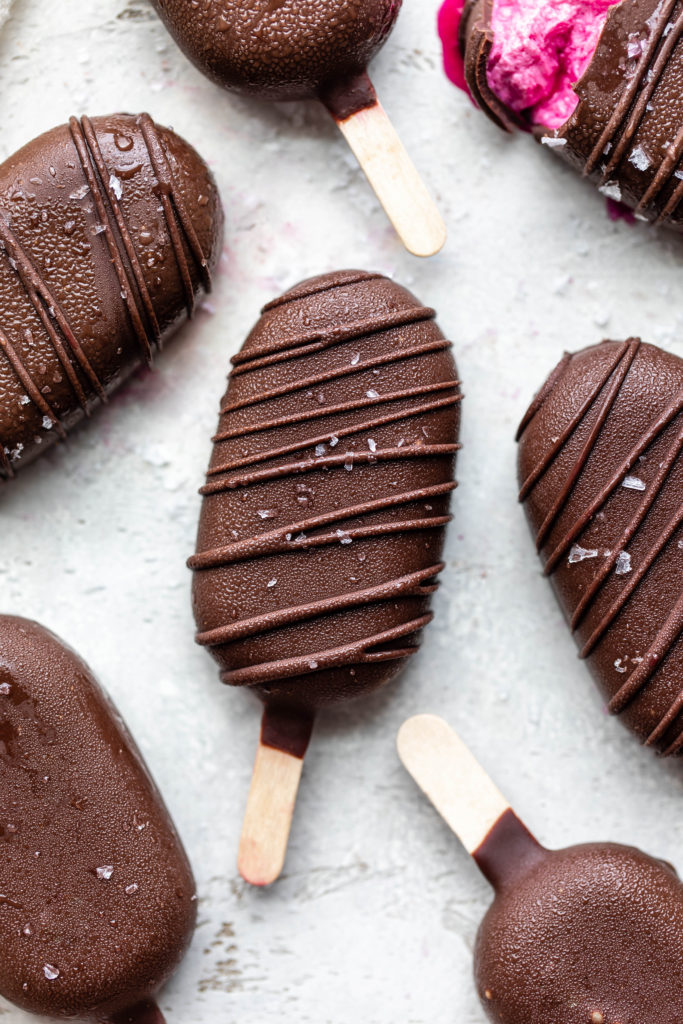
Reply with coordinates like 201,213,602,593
1,1,682,1022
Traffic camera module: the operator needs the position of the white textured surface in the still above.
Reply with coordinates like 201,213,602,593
1,1,683,1022
0,0,12,30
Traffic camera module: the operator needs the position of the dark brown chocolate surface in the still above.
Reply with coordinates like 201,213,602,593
0,113,223,481
189,270,461,716
0,615,196,1022
460,0,683,228
517,339,683,754
474,813,683,1023
151,0,401,104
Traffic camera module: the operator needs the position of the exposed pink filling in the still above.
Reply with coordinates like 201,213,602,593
439,0,619,129
488,0,619,127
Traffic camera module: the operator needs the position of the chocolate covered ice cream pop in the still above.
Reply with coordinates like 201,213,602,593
444,0,683,229
517,339,683,754
151,0,445,257
189,269,461,884
398,714,683,1023
0,113,223,482
0,615,196,1023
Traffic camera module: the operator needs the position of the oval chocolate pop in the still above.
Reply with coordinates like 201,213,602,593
447,0,683,230
398,715,683,1023
189,269,461,884
151,0,446,257
0,112,223,482
517,339,683,754
0,614,196,1024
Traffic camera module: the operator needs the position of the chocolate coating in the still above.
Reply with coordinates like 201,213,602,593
460,0,683,228
0,113,223,481
517,339,683,754
474,811,683,1024
151,0,401,103
189,270,461,714
0,615,196,1021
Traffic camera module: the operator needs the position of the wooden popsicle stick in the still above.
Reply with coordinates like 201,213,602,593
238,741,305,886
333,100,447,258
397,714,510,855
238,706,314,886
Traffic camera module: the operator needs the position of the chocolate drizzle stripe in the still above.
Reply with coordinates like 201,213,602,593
230,307,436,369
580,501,683,658
638,121,683,210
518,340,634,503
0,328,65,439
516,352,571,442
647,684,683,747
220,614,433,688
200,443,460,496
586,0,679,177
214,382,459,444
210,396,461,474
608,591,683,714
543,386,683,576
69,117,154,366
196,563,444,646
572,423,683,633
0,214,102,410
191,514,452,571
658,169,683,222
189,480,457,569
535,340,640,551
223,345,455,415
80,116,161,350
261,272,383,313
138,113,212,314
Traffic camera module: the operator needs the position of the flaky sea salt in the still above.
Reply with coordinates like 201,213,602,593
568,545,598,564
109,174,123,200
599,181,622,201
615,551,632,575
541,136,567,149
96,866,114,880
43,965,59,981
622,475,646,491
628,145,650,171
366,389,379,399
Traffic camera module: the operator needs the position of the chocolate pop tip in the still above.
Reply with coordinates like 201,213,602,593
0,614,196,1020
0,111,224,482
517,337,683,755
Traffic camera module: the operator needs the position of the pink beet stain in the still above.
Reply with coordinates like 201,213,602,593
606,198,636,224
438,0,472,98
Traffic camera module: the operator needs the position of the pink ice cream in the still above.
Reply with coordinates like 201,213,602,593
439,0,620,129
438,0,470,96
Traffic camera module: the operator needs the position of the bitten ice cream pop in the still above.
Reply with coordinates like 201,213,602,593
443,0,683,229
151,0,446,257
189,270,461,884
0,615,196,1024
398,715,683,1023
0,113,223,482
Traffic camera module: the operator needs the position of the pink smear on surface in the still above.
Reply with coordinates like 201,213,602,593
606,198,636,224
487,0,619,128
438,0,471,96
